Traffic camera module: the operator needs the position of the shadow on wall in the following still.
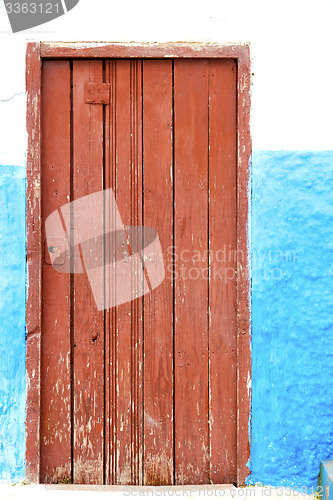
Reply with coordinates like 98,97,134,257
248,151,333,488
0,165,26,481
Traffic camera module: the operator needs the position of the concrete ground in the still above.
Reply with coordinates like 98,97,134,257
0,484,317,500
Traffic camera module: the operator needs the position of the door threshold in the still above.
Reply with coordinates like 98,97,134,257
42,483,236,491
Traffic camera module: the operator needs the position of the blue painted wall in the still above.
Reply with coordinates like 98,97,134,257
249,151,333,488
0,153,332,486
0,165,26,481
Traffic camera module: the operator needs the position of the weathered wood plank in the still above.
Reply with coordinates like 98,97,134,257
142,60,174,485
104,60,113,485
174,59,209,485
72,60,104,484
209,59,237,483
113,60,143,485
236,48,252,486
40,60,72,484
40,42,249,61
26,40,42,485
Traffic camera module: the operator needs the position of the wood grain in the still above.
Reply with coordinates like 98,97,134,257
40,42,249,61
142,60,174,485
104,60,114,485
174,60,209,485
209,59,237,483
72,60,104,484
236,48,252,486
40,60,72,484
112,60,143,485
26,41,42,484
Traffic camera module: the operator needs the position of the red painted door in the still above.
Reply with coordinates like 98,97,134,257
40,58,237,485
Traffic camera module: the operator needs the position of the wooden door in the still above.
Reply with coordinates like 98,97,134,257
40,57,238,485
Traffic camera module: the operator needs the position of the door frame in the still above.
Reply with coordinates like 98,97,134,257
26,41,252,485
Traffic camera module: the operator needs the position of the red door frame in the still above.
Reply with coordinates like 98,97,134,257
26,41,251,485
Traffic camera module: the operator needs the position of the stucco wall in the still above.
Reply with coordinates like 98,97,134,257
250,151,333,487
0,0,332,488
0,166,26,481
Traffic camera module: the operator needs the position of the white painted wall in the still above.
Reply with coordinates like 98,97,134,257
0,0,333,167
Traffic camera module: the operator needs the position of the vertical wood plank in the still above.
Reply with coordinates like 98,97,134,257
142,60,174,485
236,47,252,486
113,60,132,485
104,60,122,486
26,41,42,484
40,61,72,484
113,60,143,485
72,60,104,484
129,60,143,486
209,59,237,483
104,60,113,485
174,60,209,485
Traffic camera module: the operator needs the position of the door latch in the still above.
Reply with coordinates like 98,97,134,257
84,82,110,104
